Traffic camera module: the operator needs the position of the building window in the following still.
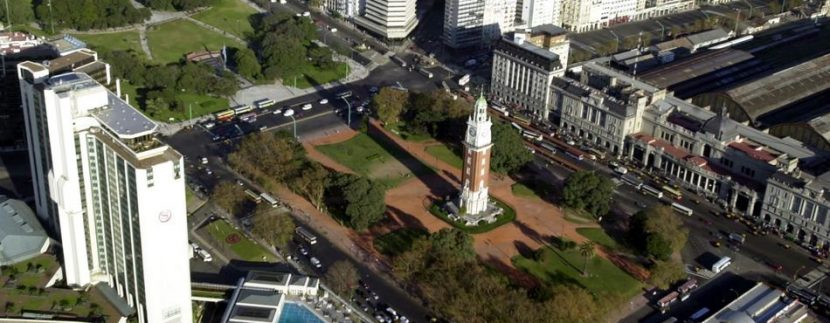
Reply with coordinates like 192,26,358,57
146,168,154,188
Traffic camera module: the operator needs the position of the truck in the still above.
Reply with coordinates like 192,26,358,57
418,68,433,78
458,74,471,86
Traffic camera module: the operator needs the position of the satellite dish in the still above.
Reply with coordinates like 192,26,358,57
284,109,295,117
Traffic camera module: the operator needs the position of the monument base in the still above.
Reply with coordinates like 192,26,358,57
444,198,504,227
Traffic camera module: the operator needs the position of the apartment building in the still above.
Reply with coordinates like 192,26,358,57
324,0,362,17
552,61,816,217
443,0,516,48
354,0,417,39
560,0,693,32
762,166,830,248
18,57,192,323
491,25,569,119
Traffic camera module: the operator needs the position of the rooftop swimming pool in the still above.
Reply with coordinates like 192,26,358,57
279,302,325,323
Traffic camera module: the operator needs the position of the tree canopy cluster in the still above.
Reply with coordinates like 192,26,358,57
324,174,387,231
628,206,688,261
0,1,35,28
371,89,532,173
102,50,238,118
211,182,247,215
244,11,336,81
393,228,612,323
562,170,615,218
141,0,213,11
250,204,296,249
229,132,387,231
33,0,150,31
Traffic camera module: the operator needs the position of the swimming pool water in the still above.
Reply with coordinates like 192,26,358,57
278,302,325,323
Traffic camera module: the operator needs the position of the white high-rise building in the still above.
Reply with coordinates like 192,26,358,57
18,59,192,323
354,0,417,39
324,0,363,17
516,0,559,28
444,0,516,48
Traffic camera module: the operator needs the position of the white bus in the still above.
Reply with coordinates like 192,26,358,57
641,185,664,199
622,174,643,189
245,189,262,203
671,202,693,216
540,142,557,154
255,98,276,109
711,256,732,273
260,193,278,208
522,130,543,141
234,105,254,115
295,227,318,245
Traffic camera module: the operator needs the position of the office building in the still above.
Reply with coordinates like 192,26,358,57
18,56,192,323
560,0,693,32
354,0,417,39
491,25,569,120
443,0,516,48
516,0,559,28
324,0,363,17
762,166,830,247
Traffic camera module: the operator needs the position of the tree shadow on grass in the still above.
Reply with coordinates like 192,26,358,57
483,256,540,290
513,220,547,244
383,205,429,232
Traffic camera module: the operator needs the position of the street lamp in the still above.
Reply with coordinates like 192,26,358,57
340,96,352,127
284,109,298,138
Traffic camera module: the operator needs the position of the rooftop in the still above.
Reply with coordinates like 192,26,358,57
246,271,291,286
583,61,660,93
724,53,830,124
728,141,778,162
686,28,731,46
45,49,98,74
0,196,49,266
237,288,282,307
46,34,87,55
91,93,158,138
807,113,830,142
639,49,755,89
703,283,808,323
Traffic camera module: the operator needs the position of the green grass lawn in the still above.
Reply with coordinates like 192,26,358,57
563,208,596,224
292,63,351,89
430,198,516,234
150,92,230,122
511,183,540,199
316,132,429,188
192,0,258,39
147,19,242,64
513,247,641,298
374,228,428,256
206,220,276,262
425,144,463,169
73,31,144,58
576,228,619,251
386,122,433,142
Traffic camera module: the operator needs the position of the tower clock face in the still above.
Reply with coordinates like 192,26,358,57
469,128,476,137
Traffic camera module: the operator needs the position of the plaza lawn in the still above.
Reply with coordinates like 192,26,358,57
149,92,230,122
374,228,428,256
576,227,619,251
316,132,431,188
563,208,595,224
206,219,276,262
511,183,539,199
513,247,641,298
0,254,121,320
192,0,257,39
291,63,351,89
73,31,144,58
425,144,463,169
147,19,242,64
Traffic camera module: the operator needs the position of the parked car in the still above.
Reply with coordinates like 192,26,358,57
200,157,208,164
302,103,313,111
319,98,329,104
310,257,322,268
298,246,309,256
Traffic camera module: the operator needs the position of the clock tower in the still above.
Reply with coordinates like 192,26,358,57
458,94,493,215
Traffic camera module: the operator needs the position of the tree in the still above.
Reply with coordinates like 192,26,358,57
289,162,329,209
645,234,672,261
648,260,686,289
324,261,359,297
429,228,476,264
578,241,595,276
34,0,150,31
768,0,782,13
341,177,386,231
562,171,615,217
0,0,35,28
211,182,246,216
234,47,262,80
543,284,605,323
371,87,409,125
628,206,689,259
250,205,296,249
262,37,306,80
144,97,170,117
490,121,534,174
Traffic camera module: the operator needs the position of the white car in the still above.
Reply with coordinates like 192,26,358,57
200,157,208,165
272,109,283,115
302,11,310,16
329,27,337,33
302,103,313,111
204,122,215,129
310,257,322,268
614,166,628,175
566,139,576,146
319,98,329,104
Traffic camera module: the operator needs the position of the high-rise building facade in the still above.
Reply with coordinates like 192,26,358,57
354,0,417,39
491,26,569,120
443,0,516,48
18,60,192,323
516,0,560,28
459,95,493,215
560,0,692,32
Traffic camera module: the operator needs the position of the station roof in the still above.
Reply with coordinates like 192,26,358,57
0,196,49,266
639,49,754,89
723,53,830,124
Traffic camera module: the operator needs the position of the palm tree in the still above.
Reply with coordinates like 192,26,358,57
579,241,596,277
